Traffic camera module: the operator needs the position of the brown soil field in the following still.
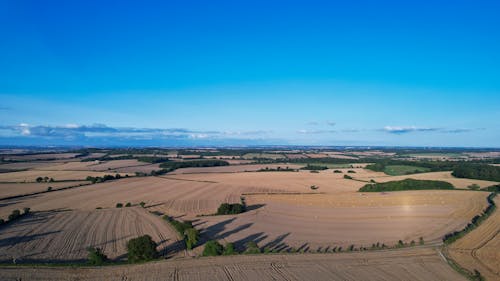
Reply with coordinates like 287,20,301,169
0,181,89,198
0,170,131,182
0,208,183,263
0,248,466,281
168,164,303,174
355,171,499,189
86,159,151,171
195,191,488,251
448,196,500,281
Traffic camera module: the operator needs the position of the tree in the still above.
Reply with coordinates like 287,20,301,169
8,209,21,221
87,247,108,265
184,228,199,250
244,241,260,254
36,177,43,183
139,202,146,208
116,203,123,208
203,240,224,256
125,202,132,207
23,207,30,215
223,243,236,255
47,186,53,192
419,237,425,245
126,235,158,262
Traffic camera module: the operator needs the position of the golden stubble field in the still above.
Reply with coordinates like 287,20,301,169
0,247,466,281
447,197,500,281
0,207,184,263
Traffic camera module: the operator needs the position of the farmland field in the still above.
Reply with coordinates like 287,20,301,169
0,208,183,262
383,165,431,175
0,247,466,281
0,148,498,281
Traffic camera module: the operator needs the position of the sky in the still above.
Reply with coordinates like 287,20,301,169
1,0,499,147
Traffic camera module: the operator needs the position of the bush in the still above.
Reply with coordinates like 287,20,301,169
216,203,246,215
468,184,480,190
484,184,500,192
116,203,123,208
125,202,132,207
203,240,224,256
244,241,261,254
223,243,236,255
185,228,199,250
36,177,43,183
310,185,319,190
419,237,424,245
47,186,53,192
301,164,328,171
333,170,342,173
126,235,158,262
87,247,108,265
139,202,146,208
8,209,21,221
347,170,356,173
23,207,30,215
343,175,353,179
359,179,454,192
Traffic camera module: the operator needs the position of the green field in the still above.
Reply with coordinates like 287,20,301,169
242,153,286,160
383,165,430,176
403,153,465,158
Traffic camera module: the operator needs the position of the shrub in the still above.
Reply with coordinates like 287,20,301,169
203,240,224,256
125,202,132,207
310,185,319,190
47,186,53,192
36,177,43,183
419,237,424,245
223,243,236,255
0,218,4,225
116,203,123,208
310,170,320,173
216,203,245,215
343,175,353,179
126,235,158,262
347,170,356,173
244,241,261,254
333,170,342,173
8,209,21,221
139,202,146,208
87,247,108,265
467,184,480,190
23,207,30,215
185,228,199,250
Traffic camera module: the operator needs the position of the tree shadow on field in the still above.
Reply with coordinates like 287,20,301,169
245,204,266,212
261,232,291,250
233,232,268,251
0,230,61,248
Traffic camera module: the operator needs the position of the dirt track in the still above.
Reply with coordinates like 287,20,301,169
0,247,466,281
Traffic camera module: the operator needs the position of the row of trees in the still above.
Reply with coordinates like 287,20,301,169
452,164,500,182
87,235,159,265
162,216,199,250
86,174,123,184
0,208,31,226
359,179,454,192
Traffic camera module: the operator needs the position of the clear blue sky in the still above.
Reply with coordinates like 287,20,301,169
1,0,499,147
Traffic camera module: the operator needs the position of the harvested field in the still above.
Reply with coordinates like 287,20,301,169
0,208,183,262
86,160,151,171
448,196,500,281
0,181,89,198
169,164,303,174
0,247,466,281
0,170,131,182
195,190,488,250
114,163,161,173
2,153,79,161
355,171,499,189
0,162,58,171
0,176,287,218
243,153,285,160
